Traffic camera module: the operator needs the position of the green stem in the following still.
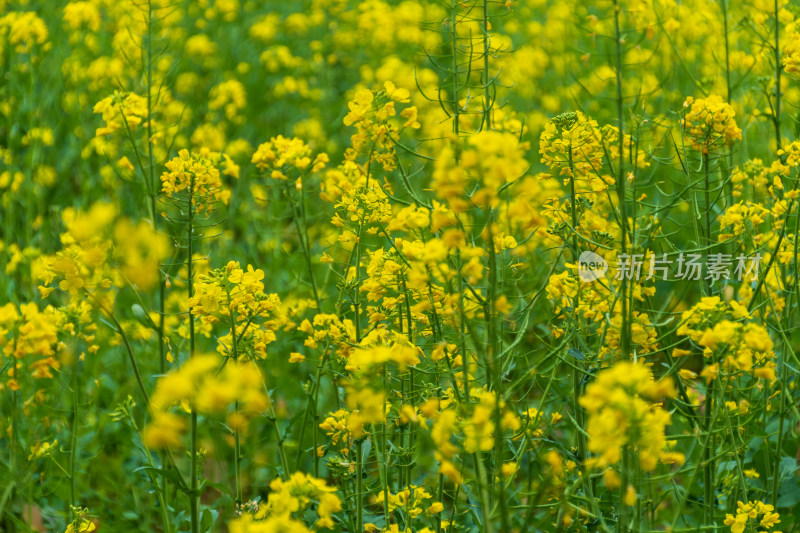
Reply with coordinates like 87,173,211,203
146,2,170,514
229,305,242,505
449,0,460,153
261,372,291,477
284,181,321,309
771,354,788,504
612,0,630,358
703,376,716,525
618,450,630,533
773,0,782,148
703,152,713,259
188,172,199,533
69,357,80,508
481,0,492,131
473,453,495,533
294,344,330,475
355,439,364,533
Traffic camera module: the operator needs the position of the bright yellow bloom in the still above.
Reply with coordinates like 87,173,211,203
724,501,780,533
160,149,229,213
93,91,147,137
144,354,268,449
682,95,742,154
580,362,676,472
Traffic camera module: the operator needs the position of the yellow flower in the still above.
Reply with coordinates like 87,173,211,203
64,518,95,533
623,485,637,506
0,11,49,54
682,95,742,153
28,439,58,460
724,501,780,533
501,462,518,478
228,472,340,531
603,468,621,490
439,460,462,484
580,362,675,471
251,136,328,180
144,355,268,449
93,91,147,137
160,149,228,213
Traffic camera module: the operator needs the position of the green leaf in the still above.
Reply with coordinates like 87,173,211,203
201,509,214,532
778,475,800,508
568,347,585,361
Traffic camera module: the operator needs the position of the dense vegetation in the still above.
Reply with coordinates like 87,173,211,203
2,1,800,532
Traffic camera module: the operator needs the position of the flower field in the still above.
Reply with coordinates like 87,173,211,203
3,0,800,531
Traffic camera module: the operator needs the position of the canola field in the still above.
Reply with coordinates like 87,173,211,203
2,0,800,532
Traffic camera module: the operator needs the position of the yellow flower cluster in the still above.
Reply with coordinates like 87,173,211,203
0,11,49,55
343,81,420,170
324,160,394,250
433,130,529,211
579,362,680,472
208,79,247,124
345,343,420,373
298,313,357,356
251,135,328,181
682,95,742,154
38,202,170,296
539,111,610,193
718,201,771,241
93,91,148,137
546,264,659,358
188,261,284,359
336,338,423,438
40,202,116,295
373,485,443,519
160,149,230,212
0,303,66,391
62,2,102,33
599,124,650,174
423,388,521,485
319,409,361,450
371,527,435,533
113,219,171,290
784,30,800,77
229,515,310,533
430,408,460,483
676,297,776,382
777,140,800,169
64,516,95,533
28,439,58,460
463,391,498,454
342,386,387,438
144,354,269,449
724,500,781,533
228,472,342,531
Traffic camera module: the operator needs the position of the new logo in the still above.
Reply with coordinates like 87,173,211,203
578,250,607,282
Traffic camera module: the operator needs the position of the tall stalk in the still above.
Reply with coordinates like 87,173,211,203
450,0,460,152
187,172,199,533
566,143,589,494
703,378,715,525
144,0,171,514
69,357,80,508
773,0,782,148
612,0,630,359
703,152,713,268
355,439,364,533
228,303,243,505
284,181,321,309
481,0,492,131
720,0,735,208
